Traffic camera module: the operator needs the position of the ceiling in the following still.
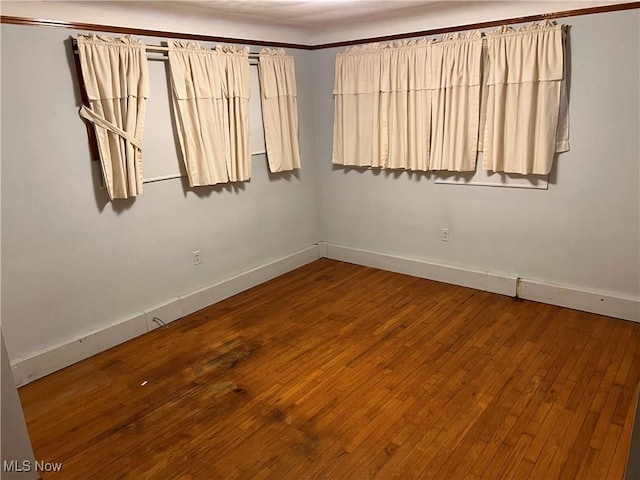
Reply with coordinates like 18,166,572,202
118,0,452,30
2,0,636,45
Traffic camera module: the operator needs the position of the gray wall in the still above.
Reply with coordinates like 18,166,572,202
1,24,318,360
312,10,640,299
2,9,639,366
0,9,638,478
1,333,38,479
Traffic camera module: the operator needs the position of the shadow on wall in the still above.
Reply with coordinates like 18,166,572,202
331,159,560,186
181,177,247,199
267,168,300,183
180,168,299,199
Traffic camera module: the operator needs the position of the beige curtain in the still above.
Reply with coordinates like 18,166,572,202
332,41,432,170
429,32,483,171
77,35,149,200
258,49,301,172
483,21,569,175
222,47,251,182
384,40,432,170
332,45,385,168
168,42,250,186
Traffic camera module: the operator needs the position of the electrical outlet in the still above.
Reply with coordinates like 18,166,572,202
193,250,201,265
441,228,450,242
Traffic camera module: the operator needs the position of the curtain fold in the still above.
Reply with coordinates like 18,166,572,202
429,32,483,171
483,21,569,174
332,45,385,168
332,35,481,172
258,49,301,172
383,40,432,170
77,35,149,199
167,42,250,186
332,41,433,170
222,47,252,182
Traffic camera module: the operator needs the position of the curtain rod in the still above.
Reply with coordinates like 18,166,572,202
71,38,261,58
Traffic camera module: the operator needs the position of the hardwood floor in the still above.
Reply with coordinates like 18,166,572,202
18,259,640,479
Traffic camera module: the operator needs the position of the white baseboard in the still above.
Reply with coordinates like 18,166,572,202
11,364,22,386
12,243,637,387
12,245,320,386
144,297,184,331
12,311,148,387
517,279,639,323
325,243,639,323
318,241,329,258
179,245,320,316
326,243,518,296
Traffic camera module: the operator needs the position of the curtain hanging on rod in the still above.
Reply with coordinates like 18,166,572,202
332,40,434,170
482,21,569,175
76,34,149,200
332,33,482,172
258,48,301,172
167,41,251,186
331,20,569,176
428,31,483,172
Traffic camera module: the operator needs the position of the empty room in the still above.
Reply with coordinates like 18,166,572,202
1,0,639,479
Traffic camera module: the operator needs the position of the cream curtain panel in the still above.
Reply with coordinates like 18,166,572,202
332,35,481,172
223,47,252,182
77,35,149,200
483,21,569,174
333,45,386,168
332,41,432,170
258,49,301,172
429,32,483,171
167,42,251,186
384,40,432,170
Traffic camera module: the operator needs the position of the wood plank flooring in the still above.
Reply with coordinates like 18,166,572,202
18,259,640,479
